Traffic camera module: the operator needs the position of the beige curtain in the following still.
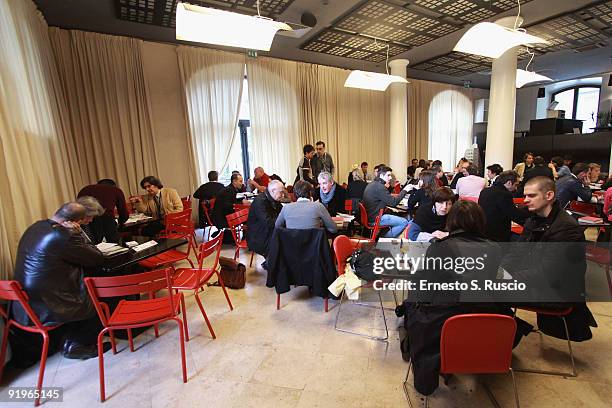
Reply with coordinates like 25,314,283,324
408,78,475,165
49,28,159,195
299,64,390,184
177,46,245,186
246,57,302,183
0,0,80,278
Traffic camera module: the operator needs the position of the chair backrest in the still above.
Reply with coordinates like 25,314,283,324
332,235,361,276
233,203,251,212
196,230,224,270
181,195,192,209
459,196,479,203
440,314,516,375
358,202,371,227
0,280,44,328
568,200,599,217
393,183,401,194
344,199,353,212
201,198,216,226
226,208,250,244
358,202,383,240
84,268,176,326
512,197,525,205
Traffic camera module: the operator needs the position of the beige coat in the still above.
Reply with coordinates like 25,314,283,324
134,187,183,219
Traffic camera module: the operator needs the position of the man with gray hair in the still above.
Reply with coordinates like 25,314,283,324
313,171,347,216
76,196,108,244
11,202,111,361
247,180,287,261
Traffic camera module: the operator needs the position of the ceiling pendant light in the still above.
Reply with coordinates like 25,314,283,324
515,69,552,88
344,40,408,91
176,2,292,51
453,22,547,59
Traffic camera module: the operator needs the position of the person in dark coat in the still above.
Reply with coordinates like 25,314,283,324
246,180,286,257
517,156,554,195
449,158,469,189
402,201,509,396
77,178,129,243
501,177,597,341
478,170,529,242
10,202,110,360
407,170,438,212
211,173,243,229
193,170,224,227
313,171,347,216
555,162,594,209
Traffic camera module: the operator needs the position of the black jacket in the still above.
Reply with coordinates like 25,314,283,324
518,165,554,195
407,188,432,212
362,178,407,223
194,181,224,227
449,173,464,189
246,190,283,256
347,180,367,199
313,184,347,216
266,227,336,297
11,220,104,326
478,183,529,242
555,174,592,209
211,184,241,228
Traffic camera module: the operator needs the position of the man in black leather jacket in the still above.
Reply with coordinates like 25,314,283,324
11,202,111,360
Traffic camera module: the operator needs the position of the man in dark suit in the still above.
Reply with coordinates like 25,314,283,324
246,180,286,258
212,173,243,233
193,170,224,227
77,179,128,243
478,171,529,242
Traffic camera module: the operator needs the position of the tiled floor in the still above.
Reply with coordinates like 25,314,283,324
2,236,612,407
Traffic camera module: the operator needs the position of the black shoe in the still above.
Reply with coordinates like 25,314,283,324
62,341,112,360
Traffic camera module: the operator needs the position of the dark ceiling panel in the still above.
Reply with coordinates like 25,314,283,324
115,0,296,28
410,0,532,24
411,0,612,78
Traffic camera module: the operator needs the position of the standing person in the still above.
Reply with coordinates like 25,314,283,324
362,165,412,238
296,144,317,186
486,164,503,186
248,166,270,193
10,202,110,360
513,152,535,181
313,171,347,216
555,163,594,208
360,161,373,181
311,141,335,180
131,176,183,236
193,170,224,228
456,164,486,199
77,178,129,243
246,180,286,259
478,171,529,242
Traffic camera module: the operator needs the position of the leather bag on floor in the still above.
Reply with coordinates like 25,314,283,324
217,257,246,289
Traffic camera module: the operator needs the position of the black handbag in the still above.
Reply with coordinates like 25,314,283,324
349,244,395,282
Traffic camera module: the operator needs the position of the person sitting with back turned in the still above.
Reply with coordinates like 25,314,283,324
247,166,270,193
10,202,111,361
555,162,594,208
456,164,486,198
193,170,224,228
131,176,183,236
247,180,286,259
362,165,411,238
275,181,338,233
77,178,128,243
478,170,529,242
408,187,455,242
313,171,347,217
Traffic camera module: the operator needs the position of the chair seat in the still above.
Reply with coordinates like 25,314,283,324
172,268,215,289
108,294,182,326
586,245,611,265
138,250,189,268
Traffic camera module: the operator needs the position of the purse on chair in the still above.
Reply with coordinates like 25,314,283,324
215,257,246,289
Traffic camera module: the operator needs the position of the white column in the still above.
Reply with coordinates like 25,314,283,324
388,59,409,182
485,18,519,172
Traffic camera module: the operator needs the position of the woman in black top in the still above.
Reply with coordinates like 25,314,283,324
407,170,438,212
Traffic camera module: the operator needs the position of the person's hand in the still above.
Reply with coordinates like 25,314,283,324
548,163,555,170
403,184,416,192
129,196,142,203
431,230,449,239
60,221,81,231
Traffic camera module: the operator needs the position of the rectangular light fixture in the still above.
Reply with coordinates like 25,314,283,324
344,70,409,92
516,69,552,88
453,22,547,59
176,2,292,51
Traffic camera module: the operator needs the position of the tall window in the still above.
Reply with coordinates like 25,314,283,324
219,76,254,184
552,86,600,133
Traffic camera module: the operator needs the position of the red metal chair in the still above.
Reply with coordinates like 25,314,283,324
344,199,353,213
393,183,401,194
84,268,187,402
513,197,525,206
172,232,233,341
233,203,251,212
181,195,191,209
513,306,576,377
358,202,384,242
0,281,63,406
138,210,196,269
404,314,519,407
331,235,388,341
201,198,216,241
226,208,255,267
